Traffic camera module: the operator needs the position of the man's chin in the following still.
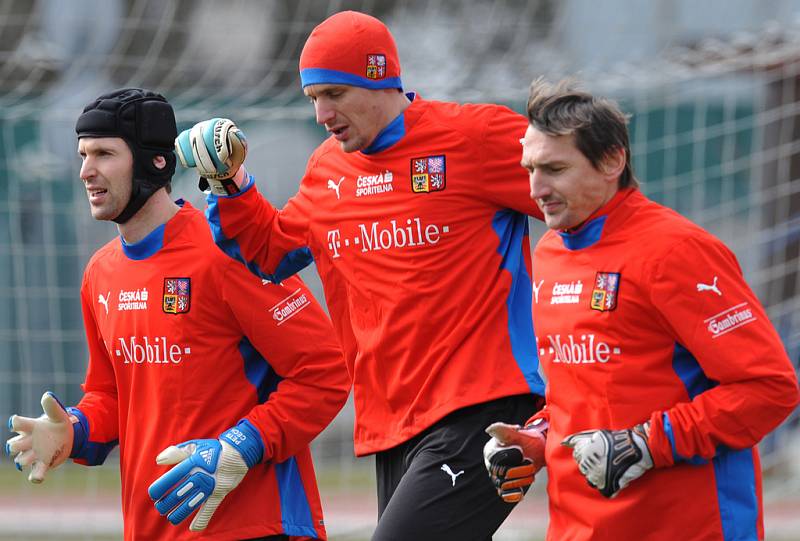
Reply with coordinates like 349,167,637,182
339,140,361,153
89,206,117,222
543,214,565,230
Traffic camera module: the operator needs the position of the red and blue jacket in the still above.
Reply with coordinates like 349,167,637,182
207,95,546,454
73,202,349,540
530,188,799,541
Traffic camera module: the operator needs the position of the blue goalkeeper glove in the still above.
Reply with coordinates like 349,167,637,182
174,118,248,196
148,420,263,531
562,421,653,498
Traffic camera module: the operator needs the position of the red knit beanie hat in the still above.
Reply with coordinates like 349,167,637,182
299,11,403,90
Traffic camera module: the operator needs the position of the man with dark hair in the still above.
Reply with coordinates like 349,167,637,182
524,77,639,190
5,88,349,540
174,10,546,541
484,78,799,540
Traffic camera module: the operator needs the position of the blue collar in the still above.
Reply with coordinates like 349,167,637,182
558,215,607,251
361,92,416,155
121,222,166,260
119,199,184,260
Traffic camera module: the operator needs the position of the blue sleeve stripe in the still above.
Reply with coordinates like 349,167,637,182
668,343,720,464
671,343,718,400
669,341,759,537
662,412,708,465
238,336,283,404
272,247,314,284
67,407,118,466
205,176,313,284
669,343,718,464
239,333,317,535
714,448,758,540
275,457,319,538
666,408,759,538
491,210,545,396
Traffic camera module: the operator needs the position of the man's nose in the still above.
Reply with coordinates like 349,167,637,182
530,171,550,200
315,101,335,125
79,157,94,181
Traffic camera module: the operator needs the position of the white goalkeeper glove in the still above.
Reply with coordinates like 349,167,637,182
148,420,263,531
174,118,248,196
483,417,548,503
562,421,653,498
6,391,76,483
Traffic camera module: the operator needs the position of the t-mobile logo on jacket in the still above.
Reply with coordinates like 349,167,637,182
114,336,191,365
327,217,450,258
543,334,621,365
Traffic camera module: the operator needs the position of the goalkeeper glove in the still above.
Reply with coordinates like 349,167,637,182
6,391,77,483
562,421,653,498
483,417,548,503
148,420,263,531
174,118,248,196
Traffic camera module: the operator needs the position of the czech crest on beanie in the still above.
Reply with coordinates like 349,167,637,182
299,11,402,90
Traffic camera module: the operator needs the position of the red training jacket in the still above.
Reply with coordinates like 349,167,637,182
207,95,546,455
530,188,799,541
75,202,349,540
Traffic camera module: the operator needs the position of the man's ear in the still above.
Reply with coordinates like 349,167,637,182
153,155,167,170
599,147,626,180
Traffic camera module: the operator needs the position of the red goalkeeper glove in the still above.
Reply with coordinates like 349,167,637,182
483,417,548,503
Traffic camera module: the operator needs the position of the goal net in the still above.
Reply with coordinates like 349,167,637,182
1,1,798,539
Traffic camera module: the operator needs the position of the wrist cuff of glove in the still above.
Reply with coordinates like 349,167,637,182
204,174,253,200
220,419,263,468
66,407,118,466
66,407,89,459
201,176,243,196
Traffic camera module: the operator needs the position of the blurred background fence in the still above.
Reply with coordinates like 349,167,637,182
1,0,799,539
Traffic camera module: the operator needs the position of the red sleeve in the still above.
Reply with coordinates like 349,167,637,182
74,270,120,453
476,105,544,220
210,165,316,282
645,236,799,467
220,261,350,463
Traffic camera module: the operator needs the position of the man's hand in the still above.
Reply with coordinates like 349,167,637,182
5,392,75,483
148,421,263,531
483,417,548,503
562,422,653,498
174,118,248,196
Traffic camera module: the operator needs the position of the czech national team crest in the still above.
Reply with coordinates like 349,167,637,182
163,277,191,314
366,54,386,80
590,272,620,312
411,155,446,193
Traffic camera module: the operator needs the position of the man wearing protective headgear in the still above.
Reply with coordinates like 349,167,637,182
177,11,547,540
5,88,349,541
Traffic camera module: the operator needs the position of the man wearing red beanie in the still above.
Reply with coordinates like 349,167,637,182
177,11,546,540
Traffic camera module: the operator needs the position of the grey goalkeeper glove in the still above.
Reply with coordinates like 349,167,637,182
562,421,653,498
174,118,248,196
483,418,548,503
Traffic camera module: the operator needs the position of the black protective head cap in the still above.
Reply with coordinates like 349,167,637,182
76,88,177,224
